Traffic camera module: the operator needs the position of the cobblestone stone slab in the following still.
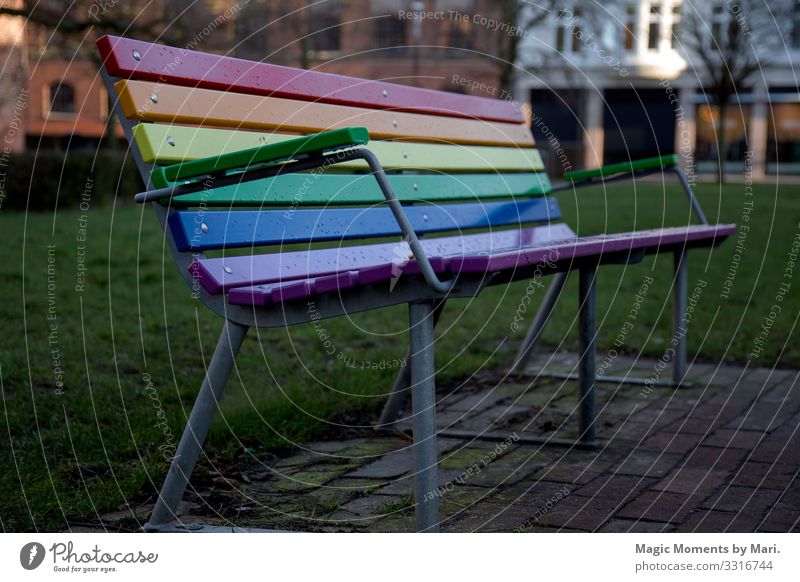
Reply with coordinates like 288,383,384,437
699,485,782,514
653,467,730,496
616,490,703,524
611,450,684,478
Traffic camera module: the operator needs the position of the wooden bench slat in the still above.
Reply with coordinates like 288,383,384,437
169,198,561,251
116,80,534,147
168,172,551,207
134,124,545,173
192,223,578,294
451,224,737,273
155,127,368,184
192,223,736,296
98,35,525,124
224,224,737,306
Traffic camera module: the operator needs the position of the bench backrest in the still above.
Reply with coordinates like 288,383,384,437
98,35,559,258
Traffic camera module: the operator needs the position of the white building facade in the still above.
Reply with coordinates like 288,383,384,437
514,0,800,178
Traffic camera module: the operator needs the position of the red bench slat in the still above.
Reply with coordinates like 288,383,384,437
97,35,525,124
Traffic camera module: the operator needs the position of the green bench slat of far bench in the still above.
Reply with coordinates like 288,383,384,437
563,154,679,182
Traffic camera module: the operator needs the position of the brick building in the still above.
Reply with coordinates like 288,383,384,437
0,0,509,152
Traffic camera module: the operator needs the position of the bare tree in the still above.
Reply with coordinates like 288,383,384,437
679,0,790,182
496,1,628,94
492,0,557,93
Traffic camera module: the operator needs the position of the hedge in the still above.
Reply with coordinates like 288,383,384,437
0,150,143,212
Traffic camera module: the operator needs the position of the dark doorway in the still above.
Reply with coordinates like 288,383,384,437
603,88,676,164
529,88,582,176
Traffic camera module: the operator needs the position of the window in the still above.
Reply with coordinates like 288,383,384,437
711,2,725,47
648,2,661,50
571,9,583,53
671,4,681,48
438,0,477,51
309,0,341,54
792,0,800,49
767,102,800,172
555,9,581,54
695,102,751,167
447,17,473,53
371,0,407,56
555,24,565,52
49,82,74,114
624,4,636,51
374,15,407,56
234,2,268,59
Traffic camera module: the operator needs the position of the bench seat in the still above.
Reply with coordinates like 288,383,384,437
203,223,735,306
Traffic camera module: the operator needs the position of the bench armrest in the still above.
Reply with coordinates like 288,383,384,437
561,153,709,225
135,127,454,294
563,154,678,182
149,127,370,187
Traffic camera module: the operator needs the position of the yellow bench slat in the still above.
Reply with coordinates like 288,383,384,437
132,124,544,173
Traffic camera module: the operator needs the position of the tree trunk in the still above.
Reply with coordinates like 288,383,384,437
300,35,310,70
717,100,728,184
498,59,514,96
497,1,519,95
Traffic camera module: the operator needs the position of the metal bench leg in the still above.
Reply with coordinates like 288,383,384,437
578,266,597,445
511,271,569,374
378,299,446,426
146,320,249,530
409,301,439,533
672,249,689,387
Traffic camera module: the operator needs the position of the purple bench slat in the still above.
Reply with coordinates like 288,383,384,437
221,224,736,307
452,224,738,273
191,223,577,294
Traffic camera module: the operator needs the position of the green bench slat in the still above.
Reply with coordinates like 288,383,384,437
169,172,552,207
563,154,679,182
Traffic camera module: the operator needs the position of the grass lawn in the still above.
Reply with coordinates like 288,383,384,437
1,180,798,531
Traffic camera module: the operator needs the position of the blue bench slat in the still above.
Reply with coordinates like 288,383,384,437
169,198,561,251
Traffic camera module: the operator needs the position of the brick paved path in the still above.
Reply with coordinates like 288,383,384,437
101,352,800,532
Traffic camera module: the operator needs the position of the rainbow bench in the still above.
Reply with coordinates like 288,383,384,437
98,35,735,533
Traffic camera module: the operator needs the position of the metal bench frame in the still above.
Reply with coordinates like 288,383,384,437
510,165,708,386
378,163,710,434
